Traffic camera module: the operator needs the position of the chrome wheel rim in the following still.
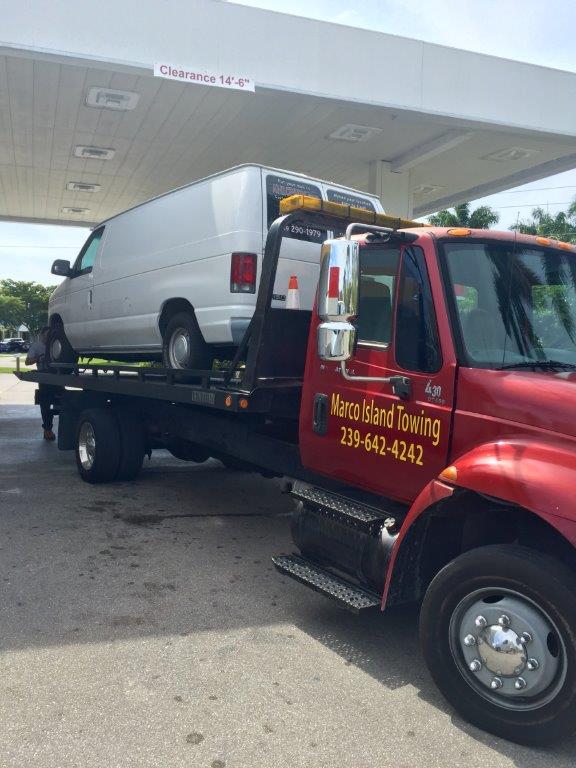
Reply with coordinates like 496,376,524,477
449,587,566,710
168,327,190,369
51,338,62,360
78,422,96,470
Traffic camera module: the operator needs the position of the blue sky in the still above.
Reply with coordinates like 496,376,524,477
2,0,576,285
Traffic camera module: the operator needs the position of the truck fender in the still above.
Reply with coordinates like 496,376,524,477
382,438,576,608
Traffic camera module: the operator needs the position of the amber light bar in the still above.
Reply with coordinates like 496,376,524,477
279,194,428,230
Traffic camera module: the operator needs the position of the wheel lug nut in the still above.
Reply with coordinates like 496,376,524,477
515,677,527,690
490,677,503,690
520,632,532,644
527,658,539,671
469,659,482,672
498,615,511,627
475,616,487,628
463,634,476,647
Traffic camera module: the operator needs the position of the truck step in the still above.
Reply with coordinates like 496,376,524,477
272,554,380,613
291,481,392,534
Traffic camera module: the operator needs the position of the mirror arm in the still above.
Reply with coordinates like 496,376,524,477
339,361,412,399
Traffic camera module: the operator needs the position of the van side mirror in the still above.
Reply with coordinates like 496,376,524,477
51,259,71,277
317,239,359,362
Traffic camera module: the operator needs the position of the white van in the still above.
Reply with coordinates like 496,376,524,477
48,164,383,368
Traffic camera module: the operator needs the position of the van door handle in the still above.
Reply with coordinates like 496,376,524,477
88,289,93,307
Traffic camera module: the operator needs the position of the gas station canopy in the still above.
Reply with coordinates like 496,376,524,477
2,0,576,225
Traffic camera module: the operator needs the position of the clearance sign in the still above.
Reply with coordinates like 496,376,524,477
153,63,255,92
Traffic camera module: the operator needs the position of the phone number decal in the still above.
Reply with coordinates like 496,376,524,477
339,426,424,465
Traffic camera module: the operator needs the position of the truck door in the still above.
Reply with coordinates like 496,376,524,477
65,227,104,350
300,237,456,503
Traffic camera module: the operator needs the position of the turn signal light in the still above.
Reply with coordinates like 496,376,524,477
230,252,256,293
439,465,458,483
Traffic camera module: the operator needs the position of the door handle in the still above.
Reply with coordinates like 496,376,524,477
88,289,93,307
339,361,412,400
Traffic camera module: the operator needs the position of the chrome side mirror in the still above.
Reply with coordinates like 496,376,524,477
317,239,360,321
317,321,356,362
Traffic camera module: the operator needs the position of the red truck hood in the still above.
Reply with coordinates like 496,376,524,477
457,368,576,441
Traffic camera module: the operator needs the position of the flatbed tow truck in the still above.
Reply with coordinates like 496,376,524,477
17,195,576,745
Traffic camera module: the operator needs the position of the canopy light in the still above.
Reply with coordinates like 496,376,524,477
482,147,540,162
328,124,382,142
86,87,140,111
66,181,101,192
61,206,91,214
279,194,427,230
74,145,116,160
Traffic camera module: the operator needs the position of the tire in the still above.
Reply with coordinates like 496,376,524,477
75,408,121,483
420,544,576,745
46,324,78,372
162,311,211,370
115,409,146,481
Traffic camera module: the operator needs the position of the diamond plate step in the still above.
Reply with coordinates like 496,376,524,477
272,554,380,613
291,482,390,533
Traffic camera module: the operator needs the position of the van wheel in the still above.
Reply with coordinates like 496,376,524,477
75,408,121,483
46,325,78,372
162,312,211,370
420,544,576,745
115,409,146,481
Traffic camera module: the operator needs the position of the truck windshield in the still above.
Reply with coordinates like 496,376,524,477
443,240,576,369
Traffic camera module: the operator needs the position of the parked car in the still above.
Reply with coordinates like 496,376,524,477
48,164,383,369
0,337,29,353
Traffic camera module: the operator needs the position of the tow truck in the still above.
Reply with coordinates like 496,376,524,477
17,194,576,745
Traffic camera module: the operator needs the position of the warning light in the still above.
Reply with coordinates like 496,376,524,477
447,228,471,237
278,194,427,230
239,398,249,409
225,395,232,407
535,236,551,246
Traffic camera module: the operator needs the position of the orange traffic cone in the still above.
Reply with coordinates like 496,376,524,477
286,275,300,309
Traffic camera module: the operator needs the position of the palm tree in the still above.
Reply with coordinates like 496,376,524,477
428,202,499,229
510,200,576,243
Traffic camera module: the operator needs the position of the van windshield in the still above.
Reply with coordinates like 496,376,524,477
443,240,576,369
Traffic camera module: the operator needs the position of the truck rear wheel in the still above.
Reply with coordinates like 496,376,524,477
162,312,211,370
115,409,146,481
76,408,121,483
420,544,576,745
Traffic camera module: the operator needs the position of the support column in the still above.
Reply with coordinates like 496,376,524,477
368,161,413,218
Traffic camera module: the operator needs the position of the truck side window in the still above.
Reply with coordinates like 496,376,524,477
72,228,104,276
395,247,442,372
357,246,400,346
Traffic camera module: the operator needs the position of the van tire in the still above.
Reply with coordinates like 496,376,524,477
162,312,211,370
115,409,146,481
75,408,121,483
46,324,78,372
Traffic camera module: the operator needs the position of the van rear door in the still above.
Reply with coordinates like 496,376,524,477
261,170,327,312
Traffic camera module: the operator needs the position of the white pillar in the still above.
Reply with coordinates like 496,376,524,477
368,161,413,218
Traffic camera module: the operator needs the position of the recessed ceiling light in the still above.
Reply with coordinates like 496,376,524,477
74,145,116,160
86,87,140,111
413,184,446,195
66,181,101,192
328,124,382,143
482,147,541,162
61,206,91,214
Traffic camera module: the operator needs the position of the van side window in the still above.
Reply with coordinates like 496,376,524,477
73,228,104,276
266,175,325,243
357,246,401,346
326,189,375,212
395,246,442,372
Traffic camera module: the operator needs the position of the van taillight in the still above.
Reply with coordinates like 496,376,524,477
230,252,257,293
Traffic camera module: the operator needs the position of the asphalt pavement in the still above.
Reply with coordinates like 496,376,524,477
0,374,575,767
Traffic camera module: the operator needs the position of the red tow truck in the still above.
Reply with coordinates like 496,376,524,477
19,195,576,745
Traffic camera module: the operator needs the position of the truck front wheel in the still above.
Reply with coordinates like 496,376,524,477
420,544,576,745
